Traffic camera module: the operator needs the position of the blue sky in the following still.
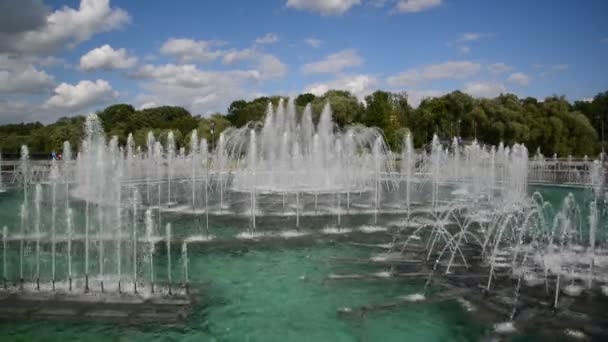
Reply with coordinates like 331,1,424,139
1,0,607,124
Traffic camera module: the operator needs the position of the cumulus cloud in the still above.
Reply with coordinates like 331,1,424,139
552,64,569,71
488,63,513,74
222,48,257,64
0,0,48,34
0,99,39,124
286,0,361,16
386,61,481,86
463,81,506,98
257,54,288,79
453,32,491,43
304,74,378,100
160,38,224,63
79,44,137,71
255,33,279,45
131,63,281,115
459,46,471,54
407,89,447,108
0,65,54,94
304,38,322,48
301,49,363,74
539,64,569,77
43,79,117,111
507,72,531,86
392,0,442,13
221,48,287,79
0,54,55,93
1,0,129,54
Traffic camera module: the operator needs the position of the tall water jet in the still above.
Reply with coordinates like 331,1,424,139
166,223,172,294
588,201,597,289
34,183,41,290
19,203,26,287
66,207,73,290
430,135,441,208
248,129,257,231
182,242,189,293
452,137,460,181
109,136,123,292
216,132,226,210
132,188,140,293
230,100,390,195
200,139,209,234
167,131,176,207
63,140,72,209
190,130,199,212
401,133,414,212
50,158,59,290
589,160,603,199
145,209,155,292
146,132,156,203
373,136,384,224
20,145,29,202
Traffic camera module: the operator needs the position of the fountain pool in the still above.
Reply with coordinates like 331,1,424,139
0,101,607,341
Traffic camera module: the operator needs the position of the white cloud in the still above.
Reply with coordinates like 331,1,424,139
539,64,569,77
459,46,471,54
79,44,137,71
138,101,159,110
131,64,261,87
255,33,279,45
131,63,281,116
392,0,442,13
370,0,389,8
407,89,447,108
304,74,377,100
488,63,513,74
0,99,38,124
221,48,287,79
257,54,288,79
304,38,322,48
43,79,117,111
160,38,224,63
552,64,569,71
600,37,608,43
222,48,257,64
286,0,361,16
31,56,67,68
463,81,506,98
386,61,481,86
507,72,531,86
0,56,54,93
7,0,130,54
301,49,363,74
459,32,481,42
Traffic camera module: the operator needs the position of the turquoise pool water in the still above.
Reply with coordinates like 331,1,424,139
0,185,596,341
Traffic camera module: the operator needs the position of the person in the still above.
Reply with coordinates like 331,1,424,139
57,153,62,160
51,151,57,160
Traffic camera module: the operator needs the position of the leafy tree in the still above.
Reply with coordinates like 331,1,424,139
311,90,363,127
295,93,316,107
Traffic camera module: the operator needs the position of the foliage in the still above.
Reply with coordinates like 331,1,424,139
1,90,607,158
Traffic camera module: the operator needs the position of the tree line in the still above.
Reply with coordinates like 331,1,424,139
1,90,606,158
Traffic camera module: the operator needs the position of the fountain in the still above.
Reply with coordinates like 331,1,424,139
0,100,606,338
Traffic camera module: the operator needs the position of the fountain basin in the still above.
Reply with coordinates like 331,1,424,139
0,288,195,323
